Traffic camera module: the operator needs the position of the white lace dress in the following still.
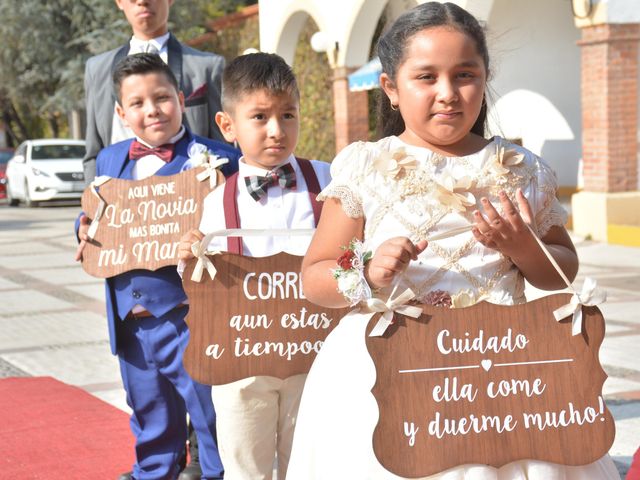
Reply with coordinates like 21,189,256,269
285,136,619,480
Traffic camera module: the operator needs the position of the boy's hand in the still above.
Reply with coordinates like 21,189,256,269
472,189,537,259
178,229,205,261
364,237,428,290
74,215,91,262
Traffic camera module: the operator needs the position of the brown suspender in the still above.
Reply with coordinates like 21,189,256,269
222,158,323,254
222,169,243,255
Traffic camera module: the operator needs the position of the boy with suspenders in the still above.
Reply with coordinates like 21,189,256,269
178,52,331,479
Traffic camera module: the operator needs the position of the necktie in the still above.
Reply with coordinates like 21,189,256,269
145,43,159,55
129,139,175,163
244,163,296,201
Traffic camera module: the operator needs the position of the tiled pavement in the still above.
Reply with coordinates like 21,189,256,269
1,203,638,478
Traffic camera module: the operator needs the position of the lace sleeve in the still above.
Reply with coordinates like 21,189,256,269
536,198,568,237
531,160,568,237
320,185,364,218
317,142,369,219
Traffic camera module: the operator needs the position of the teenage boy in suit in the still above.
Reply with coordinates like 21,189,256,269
83,0,226,185
76,53,239,480
178,52,331,480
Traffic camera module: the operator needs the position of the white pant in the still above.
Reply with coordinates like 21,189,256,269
212,374,307,480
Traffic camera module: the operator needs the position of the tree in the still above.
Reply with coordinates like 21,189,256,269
0,0,251,143
0,0,120,141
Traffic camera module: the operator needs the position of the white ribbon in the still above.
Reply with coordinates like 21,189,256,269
553,277,606,336
523,224,607,336
425,224,473,242
87,175,112,240
189,228,316,282
190,238,221,282
366,286,423,337
362,225,474,337
196,156,229,189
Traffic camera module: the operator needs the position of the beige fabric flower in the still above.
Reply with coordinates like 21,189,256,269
487,145,525,176
434,171,476,212
451,290,486,308
372,148,418,179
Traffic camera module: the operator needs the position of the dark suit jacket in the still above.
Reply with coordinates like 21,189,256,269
83,33,225,184
82,130,239,354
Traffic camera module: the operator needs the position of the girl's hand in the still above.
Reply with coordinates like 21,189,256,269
472,189,537,259
178,229,204,261
364,237,428,290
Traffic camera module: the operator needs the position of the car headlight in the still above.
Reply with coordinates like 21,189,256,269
31,167,50,177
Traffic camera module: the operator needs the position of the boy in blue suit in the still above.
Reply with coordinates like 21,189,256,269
75,53,239,480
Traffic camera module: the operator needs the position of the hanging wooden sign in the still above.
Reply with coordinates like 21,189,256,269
365,294,614,477
80,168,219,278
182,252,349,385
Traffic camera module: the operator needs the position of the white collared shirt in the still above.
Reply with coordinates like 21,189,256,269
111,32,171,145
199,155,331,257
131,126,185,180
129,32,170,62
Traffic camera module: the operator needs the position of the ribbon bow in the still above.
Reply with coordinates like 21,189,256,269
553,277,606,336
195,155,229,189
190,234,220,282
244,163,296,201
366,287,423,337
129,139,175,163
86,175,112,240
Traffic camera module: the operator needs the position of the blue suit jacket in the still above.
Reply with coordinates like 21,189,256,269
81,129,239,355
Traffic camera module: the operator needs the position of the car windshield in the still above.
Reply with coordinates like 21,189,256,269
31,144,85,160
0,151,13,164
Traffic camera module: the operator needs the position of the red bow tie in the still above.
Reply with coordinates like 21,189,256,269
129,139,175,163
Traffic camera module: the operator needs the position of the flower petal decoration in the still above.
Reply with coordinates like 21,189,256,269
373,148,418,179
451,290,487,308
486,145,525,177
434,171,476,212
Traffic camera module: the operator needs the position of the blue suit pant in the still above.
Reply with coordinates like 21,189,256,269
117,306,223,480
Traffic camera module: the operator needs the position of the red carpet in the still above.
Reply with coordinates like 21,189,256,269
0,377,134,479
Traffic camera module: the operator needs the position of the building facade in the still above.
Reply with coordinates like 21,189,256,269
258,0,640,245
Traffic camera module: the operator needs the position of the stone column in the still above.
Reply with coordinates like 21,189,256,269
572,23,640,244
332,67,370,154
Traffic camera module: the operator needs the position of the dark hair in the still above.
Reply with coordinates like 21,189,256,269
376,2,489,138
221,52,299,111
113,53,179,104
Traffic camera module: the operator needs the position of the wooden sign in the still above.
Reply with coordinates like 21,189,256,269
182,252,349,385
80,168,218,278
366,294,614,477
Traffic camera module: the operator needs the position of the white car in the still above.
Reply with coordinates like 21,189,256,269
6,139,86,207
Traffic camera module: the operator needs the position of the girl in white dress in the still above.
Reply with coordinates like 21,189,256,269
286,2,619,479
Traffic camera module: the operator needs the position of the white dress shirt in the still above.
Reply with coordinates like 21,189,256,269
111,33,171,145
199,155,331,257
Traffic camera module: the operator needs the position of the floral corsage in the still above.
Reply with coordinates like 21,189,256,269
332,239,373,306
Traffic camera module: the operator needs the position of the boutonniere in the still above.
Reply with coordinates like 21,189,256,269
434,171,476,212
487,144,524,176
373,147,418,179
188,142,229,189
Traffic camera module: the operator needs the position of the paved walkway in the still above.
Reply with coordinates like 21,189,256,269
0,203,638,478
